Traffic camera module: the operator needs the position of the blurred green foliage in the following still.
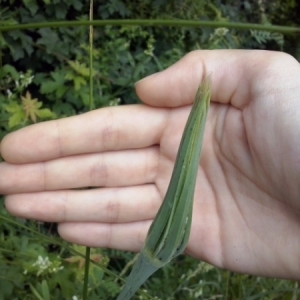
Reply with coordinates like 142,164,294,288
1,0,299,138
0,0,299,299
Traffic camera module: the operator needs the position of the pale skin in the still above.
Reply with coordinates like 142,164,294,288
0,50,300,280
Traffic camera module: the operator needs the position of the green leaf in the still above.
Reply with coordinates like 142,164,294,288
21,91,40,122
78,87,90,106
0,279,13,298
8,112,23,128
73,76,87,91
36,28,59,52
9,31,34,59
40,71,67,95
23,0,39,16
67,60,96,78
40,80,62,94
29,284,44,300
36,108,56,119
0,64,19,80
4,102,26,128
72,0,83,11
41,280,51,300
54,3,68,19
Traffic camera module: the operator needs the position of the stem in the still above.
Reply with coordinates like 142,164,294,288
0,19,299,34
0,33,2,67
89,1,94,111
83,3,94,300
225,271,231,300
83,247,91,300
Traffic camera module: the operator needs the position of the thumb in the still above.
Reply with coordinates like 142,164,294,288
134,49,293,108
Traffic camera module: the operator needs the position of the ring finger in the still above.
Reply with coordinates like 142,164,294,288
4,184,162,223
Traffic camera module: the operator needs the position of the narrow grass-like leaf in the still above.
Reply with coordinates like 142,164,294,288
1,20,300,35
29,284,44,300
41,280,51,300
117,77,211,300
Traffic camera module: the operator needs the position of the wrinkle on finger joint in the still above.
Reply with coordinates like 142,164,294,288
54,120,64,158
105,188,121,222
89,155,108,187
101,108,120,151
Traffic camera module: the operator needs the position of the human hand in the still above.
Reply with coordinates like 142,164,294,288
1,50,300,280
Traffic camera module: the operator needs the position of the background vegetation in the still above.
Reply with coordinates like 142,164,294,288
0,0,299,299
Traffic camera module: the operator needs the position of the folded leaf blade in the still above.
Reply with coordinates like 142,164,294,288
117,78,211,300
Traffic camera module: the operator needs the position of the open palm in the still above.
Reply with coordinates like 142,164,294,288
1,50,300,280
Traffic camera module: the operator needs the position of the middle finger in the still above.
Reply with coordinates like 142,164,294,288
0,146,159,194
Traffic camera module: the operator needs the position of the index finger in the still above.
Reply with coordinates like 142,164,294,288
0,105,167,164
136,49,298,108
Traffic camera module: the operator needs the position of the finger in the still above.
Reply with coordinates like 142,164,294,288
58,221,151,251
4,185,161,223
136,49,298,108
0,147,159,194
0,105,167,164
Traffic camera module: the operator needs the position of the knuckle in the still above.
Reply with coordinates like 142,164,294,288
89,156,108,187
101,108,120,151
105,190,121,222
